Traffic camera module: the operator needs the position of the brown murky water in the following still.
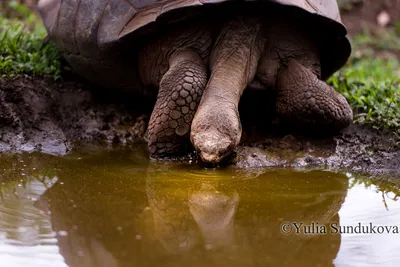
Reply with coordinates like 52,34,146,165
0,145,400,267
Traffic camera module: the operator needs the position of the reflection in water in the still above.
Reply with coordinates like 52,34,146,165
0,149,399,267
34,157,347,267
189,182,239,248
0,174,65,267
146,168,239,254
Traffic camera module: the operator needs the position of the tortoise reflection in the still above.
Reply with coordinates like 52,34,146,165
36,161,348,267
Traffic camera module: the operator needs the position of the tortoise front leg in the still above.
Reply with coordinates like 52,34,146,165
191,18,264,164
275,59,353,130
147,50,207,156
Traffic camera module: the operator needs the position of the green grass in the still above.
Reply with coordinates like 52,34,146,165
0,1,65,79
352,26,400,55
329,30,400,137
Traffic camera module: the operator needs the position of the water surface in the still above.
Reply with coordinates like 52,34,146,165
0,146,399,267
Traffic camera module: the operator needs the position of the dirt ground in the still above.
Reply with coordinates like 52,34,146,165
0,75,399,178
0,76,148,155
341,0,400,33
0,0,399,177
234,124,400,178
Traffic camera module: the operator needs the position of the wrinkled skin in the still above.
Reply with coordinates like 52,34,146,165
139,14,353,164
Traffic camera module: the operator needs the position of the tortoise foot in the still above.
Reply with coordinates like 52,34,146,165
276,59,353,131
147,50,207,156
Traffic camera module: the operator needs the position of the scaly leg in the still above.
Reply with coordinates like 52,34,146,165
148,50,207,156
276,59,353,130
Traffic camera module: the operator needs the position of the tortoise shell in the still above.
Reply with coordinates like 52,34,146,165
38,0,351,89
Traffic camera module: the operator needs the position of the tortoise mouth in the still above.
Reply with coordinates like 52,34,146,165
191,131,238,165
199,151,230,165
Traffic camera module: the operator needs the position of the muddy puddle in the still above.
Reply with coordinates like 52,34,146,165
0,145,400,267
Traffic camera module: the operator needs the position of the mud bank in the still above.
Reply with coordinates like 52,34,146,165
0,76,399,177
235,124,400,178
0,76,148,155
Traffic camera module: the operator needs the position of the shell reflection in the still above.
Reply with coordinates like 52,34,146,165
27,155,349,267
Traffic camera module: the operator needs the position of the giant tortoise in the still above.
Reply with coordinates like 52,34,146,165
38,0,352,164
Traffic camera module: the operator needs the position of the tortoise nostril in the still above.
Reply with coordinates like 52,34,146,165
191,130,234,164
200,152,218,163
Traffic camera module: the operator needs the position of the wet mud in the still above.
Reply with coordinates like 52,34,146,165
235,124,400,178
0,76,399,177
0,75,148,155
